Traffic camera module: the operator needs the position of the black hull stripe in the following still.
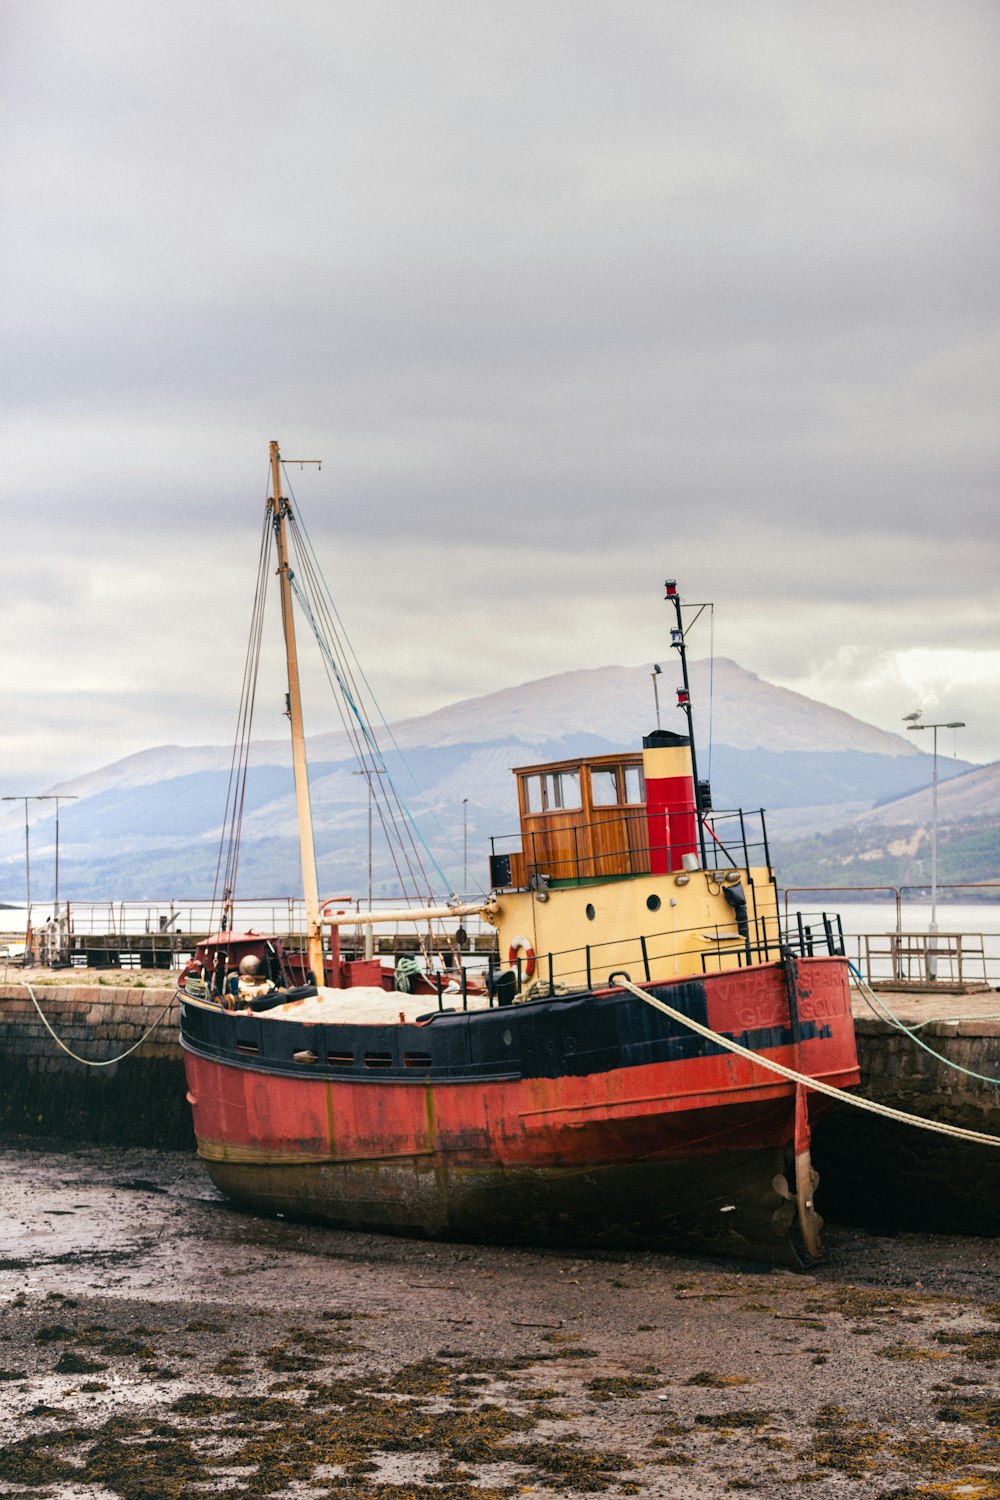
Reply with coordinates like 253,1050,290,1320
181,982,833,1086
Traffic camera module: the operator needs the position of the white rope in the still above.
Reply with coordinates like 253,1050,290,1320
849,962,1000,1086
15,980,180,1068
617,977,1000,1150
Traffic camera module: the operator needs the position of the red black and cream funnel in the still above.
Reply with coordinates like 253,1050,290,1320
642,729,698,873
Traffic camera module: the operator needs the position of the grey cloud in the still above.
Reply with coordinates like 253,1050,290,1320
2,0,997,783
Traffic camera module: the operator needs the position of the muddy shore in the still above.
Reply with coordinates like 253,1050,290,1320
0,1139,998,1498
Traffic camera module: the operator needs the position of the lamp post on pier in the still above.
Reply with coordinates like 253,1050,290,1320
35,795,78,911
905,715,965,977
2,795,44,963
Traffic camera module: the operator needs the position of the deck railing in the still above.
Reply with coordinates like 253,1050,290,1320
490,806,773,885
486,909,845,999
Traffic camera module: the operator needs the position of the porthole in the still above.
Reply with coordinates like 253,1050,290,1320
585,903,596,921
646,894,661,912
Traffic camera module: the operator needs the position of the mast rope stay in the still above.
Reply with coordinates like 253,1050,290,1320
210,452,471,963
281,474,460,905
287,490,478,899
283,573,452,888
209,497,274,941
284,573,449,900
283,513,442,906
617,977,1000,1149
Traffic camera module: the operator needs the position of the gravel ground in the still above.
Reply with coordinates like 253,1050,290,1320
0,1139,998,1499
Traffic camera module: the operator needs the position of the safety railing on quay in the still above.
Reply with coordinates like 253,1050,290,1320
784,884,1000,988
16,894,499,971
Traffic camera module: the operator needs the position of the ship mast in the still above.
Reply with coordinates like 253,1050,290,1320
268,439,325,983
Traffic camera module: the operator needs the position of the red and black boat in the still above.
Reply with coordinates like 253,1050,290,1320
179,443,859,1265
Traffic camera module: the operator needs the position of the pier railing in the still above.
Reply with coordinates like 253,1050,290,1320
9,895,499,971
786,884,1000,988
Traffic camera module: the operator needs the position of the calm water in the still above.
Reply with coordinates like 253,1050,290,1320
814,899,1000,938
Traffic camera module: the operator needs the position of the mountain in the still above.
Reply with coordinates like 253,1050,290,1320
305,658,925,759
0,659,981,902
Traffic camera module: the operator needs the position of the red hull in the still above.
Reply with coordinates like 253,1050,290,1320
182,957,858,1262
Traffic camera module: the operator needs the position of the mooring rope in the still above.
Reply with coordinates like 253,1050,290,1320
616,977,1000,1149
848,961,1000,1087
14,981,180,1068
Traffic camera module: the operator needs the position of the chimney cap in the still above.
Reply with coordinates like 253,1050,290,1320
642,730,690,749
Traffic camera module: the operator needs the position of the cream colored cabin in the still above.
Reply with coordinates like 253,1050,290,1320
485,737,780,995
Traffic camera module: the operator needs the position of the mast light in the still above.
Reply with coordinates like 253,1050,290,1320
670,628,684,649
664,579,678,597
676,688,690,706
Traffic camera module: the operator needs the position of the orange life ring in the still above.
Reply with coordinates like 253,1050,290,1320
508,935,535,978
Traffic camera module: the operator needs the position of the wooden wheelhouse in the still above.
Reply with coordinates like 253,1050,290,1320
504,752,650,887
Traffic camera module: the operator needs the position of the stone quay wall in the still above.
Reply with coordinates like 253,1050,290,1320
812,1011,1000,1236
0,981,192,1150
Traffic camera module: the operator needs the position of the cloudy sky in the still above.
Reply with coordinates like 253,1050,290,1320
3,0,998,794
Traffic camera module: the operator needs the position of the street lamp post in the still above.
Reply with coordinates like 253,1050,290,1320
462,798,469,898
35,795,79,912
905,717,965,977
2,795,43,962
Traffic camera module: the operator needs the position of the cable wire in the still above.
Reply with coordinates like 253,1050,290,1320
618,976,1000,1148
848,961,1000,1086
18,980,179,1067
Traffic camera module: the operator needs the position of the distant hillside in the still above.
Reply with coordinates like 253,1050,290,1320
860,759,1000,825
773,816,1000,894
0,659,981,902
28,657,926,803
771,762,1000,893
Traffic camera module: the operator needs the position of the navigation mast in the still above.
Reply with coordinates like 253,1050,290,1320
268,440,325,983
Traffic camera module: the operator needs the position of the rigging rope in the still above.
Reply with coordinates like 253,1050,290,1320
616,976,1000,1148
848,961,1000,1086
290,573,456,898
285,543,436,902
209,501,274,940
284,480,467,899
283,492,455,908
208,463,469,953
706,603,714,780
17,980,179,1068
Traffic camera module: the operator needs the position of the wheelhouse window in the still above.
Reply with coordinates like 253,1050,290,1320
591,769,619,807
523,769,582,814
543,770,580,811
623,765,645,804
525,775,543,814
